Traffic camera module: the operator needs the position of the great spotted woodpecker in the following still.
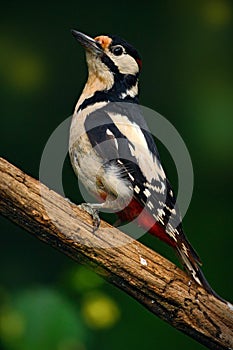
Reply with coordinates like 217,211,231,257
69,30,223,300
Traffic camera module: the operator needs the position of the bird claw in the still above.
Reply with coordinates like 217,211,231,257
78,203,100,232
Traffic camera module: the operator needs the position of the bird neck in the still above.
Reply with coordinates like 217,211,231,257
76,73,139,113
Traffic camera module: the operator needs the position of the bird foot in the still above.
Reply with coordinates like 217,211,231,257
78,203,100,232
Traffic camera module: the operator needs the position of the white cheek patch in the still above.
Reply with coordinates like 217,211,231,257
109,52,139,75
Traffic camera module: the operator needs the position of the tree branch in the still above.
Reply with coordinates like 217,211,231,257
0,157,232,349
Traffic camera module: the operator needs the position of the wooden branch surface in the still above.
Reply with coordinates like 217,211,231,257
0,157,232,350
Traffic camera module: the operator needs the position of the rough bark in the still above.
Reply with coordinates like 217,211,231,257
0,157,232,350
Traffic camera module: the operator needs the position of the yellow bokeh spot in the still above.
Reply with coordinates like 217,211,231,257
7,53,45,92
0,309,25,341
202,0,232,26
0,35,46,93
82,293,120,329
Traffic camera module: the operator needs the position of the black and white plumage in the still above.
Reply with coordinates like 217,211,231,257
69,30,225,302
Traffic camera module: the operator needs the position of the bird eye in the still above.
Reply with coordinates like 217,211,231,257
112,45,124,56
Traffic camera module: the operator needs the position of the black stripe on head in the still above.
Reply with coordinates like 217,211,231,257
101,54,120,75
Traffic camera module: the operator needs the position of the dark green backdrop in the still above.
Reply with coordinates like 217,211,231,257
1,1,232,349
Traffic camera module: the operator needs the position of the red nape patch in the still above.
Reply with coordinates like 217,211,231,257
117,199,175,247
136,58,142,70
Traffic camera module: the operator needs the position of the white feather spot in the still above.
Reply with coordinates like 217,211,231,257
182,242,189,256
161,182,166,193
106,128,118,149
167,230,177,241
134,185,140,194
128,173,134,181
147,201,154,210
159,201,176,215
167,223,179,242
106,129,112,136
158,217,164,225
146,182,166,194
128,143,135,156
121,84,138,99
143,188,151,198
157,208,165,217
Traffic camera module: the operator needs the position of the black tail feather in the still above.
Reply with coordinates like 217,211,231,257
176,242,227,304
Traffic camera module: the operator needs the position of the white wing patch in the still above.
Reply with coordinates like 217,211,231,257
108,112,166,182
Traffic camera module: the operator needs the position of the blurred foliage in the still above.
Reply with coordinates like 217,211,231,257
0,267,121,350
0,288,86,350
65,266,104,293
201,0,232,26
0,0,233,349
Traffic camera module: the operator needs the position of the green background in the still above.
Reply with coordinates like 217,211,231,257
1,1,233,349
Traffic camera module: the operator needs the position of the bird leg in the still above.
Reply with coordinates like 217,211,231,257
79,196,130,232
78,203,101,232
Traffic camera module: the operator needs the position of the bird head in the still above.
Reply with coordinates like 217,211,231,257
71,30,142,97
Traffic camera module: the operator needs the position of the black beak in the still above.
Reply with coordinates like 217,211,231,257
71,30,103,55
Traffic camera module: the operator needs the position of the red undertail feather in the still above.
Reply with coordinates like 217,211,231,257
117,199,176,247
